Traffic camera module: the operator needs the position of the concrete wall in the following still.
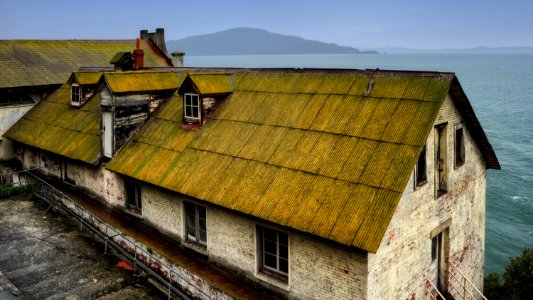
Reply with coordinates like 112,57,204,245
367,95,487,299
140,186,368,299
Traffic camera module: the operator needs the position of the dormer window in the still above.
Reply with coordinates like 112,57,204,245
71,83,81,107
184,93,201,121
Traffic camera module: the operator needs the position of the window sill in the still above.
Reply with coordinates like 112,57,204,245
436,189,448,199
124,207,143,219
414,180,428,190
256,269,289,290
183,240,207,256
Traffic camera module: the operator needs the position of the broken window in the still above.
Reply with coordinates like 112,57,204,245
184,93,201,121
184,202,207,245
257,226,289,279
71,84,81,107
415,144,427,187
125,181,142,213
455,124,465,168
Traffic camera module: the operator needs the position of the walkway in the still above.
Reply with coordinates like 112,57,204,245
0,194,164,299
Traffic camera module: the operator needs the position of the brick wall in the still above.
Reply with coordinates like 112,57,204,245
139,187,368,299
367,95,487,299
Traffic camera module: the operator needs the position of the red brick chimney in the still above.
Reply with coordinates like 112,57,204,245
133,38,144,70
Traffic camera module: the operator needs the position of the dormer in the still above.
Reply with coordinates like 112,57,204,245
68,72,103,108
178,73,234,126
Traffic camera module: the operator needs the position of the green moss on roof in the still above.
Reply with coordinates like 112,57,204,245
72,71,103,85
108,70,454,252
104,71,186,93
189,74,234,95
0,39,171,88
4,84,101,163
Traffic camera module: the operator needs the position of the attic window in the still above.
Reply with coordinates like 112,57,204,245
71,83,81,107
184,93,201,121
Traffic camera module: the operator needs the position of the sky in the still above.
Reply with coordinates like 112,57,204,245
1,0,532,49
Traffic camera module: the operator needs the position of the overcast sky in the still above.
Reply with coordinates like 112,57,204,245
1,0,532,49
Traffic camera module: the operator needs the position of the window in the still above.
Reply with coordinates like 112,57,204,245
184,202,207,245
71,84,81,106
435,123,448,197
455,124,465,168
184,93,201,120
40,153,48,168
125,181,141,213
257,226,289,278
415,144,427,187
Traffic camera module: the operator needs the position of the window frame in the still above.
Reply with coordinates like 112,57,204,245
414,144,428,188
257,225,289,279
71,83,81,106
184,202,207,246
124,180,142,213
454,123,465,168
184,93,201,121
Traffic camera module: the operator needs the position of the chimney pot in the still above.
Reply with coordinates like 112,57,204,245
140,30,148,39
171,51,185,67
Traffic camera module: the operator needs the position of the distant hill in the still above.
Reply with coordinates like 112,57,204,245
167,27,377,56
367,46,533,54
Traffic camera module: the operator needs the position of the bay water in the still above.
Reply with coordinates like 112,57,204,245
186,53,533,275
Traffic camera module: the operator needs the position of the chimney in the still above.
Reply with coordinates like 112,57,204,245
171,51,185,67
140,29,149,39
133,38,144,70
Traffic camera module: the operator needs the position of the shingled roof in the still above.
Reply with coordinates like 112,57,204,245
5,68,498,252
4,70,186,164
0,39,172,89
106,69,499,252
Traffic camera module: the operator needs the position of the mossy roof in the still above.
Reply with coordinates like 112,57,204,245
0,39,171,88
4,83,102,163
107,70,457,252
4,70,187,164
188,73,233,95
103,71,185,93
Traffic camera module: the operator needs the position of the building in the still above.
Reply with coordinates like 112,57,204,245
3,66,499,299
0,28,178,160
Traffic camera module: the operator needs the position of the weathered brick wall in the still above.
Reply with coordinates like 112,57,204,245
140,187,368,299
208,204,368,299
142,185,183,239
16,147,125,208
367,95,487,299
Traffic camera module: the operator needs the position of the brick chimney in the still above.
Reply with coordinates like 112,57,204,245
133,38,144,70
171,51,185,67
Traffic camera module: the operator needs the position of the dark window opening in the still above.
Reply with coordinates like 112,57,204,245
184,202,207,245
436,123,448,197
258,226,289,278
455,125,465,168
125,181,141,213
415,145,427,187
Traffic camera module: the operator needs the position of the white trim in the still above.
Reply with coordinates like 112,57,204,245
184,93,201,121
71,83,81,107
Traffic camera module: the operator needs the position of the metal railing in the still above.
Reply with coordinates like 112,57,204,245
26,171,214,300
425,277,446,300
448,260,487,300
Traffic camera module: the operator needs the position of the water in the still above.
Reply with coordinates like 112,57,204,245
186,53,533,275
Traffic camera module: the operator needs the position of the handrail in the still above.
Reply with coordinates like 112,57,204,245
26,171,213,300
425,277,446,300
448,260,487,300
